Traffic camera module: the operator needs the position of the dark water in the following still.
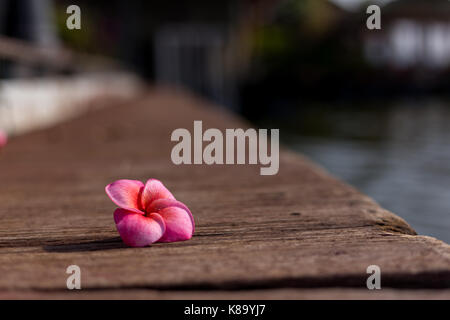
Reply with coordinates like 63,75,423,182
270,99,450,243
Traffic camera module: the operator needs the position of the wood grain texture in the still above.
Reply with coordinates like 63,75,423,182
0,88,449,299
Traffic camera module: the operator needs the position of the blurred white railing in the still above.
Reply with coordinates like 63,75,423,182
0,72,141,136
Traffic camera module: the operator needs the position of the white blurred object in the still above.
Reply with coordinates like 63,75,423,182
0,72,142,136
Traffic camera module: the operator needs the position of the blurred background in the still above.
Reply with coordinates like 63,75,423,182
1,0,450,242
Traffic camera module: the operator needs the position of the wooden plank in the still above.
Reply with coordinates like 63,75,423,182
0,88,449,298
1,289,449,300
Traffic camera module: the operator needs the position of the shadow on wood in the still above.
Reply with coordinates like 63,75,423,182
43,237,125,252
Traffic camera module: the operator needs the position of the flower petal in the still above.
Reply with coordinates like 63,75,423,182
155,207,194,243
114,208,165,247
141,179,175,210
147,198,195,233
0,130,7,148
105,179,144,213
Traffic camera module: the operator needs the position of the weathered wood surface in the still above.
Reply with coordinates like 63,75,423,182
0,88,449,299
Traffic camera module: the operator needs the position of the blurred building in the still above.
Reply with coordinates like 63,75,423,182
2,0,450,116
114,0,282,110
0,0,59,77
364,0,450,70
0,0,139,136
0,0,58,46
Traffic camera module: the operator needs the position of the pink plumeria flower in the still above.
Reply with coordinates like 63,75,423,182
105,179,194,247
0,130,7,149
